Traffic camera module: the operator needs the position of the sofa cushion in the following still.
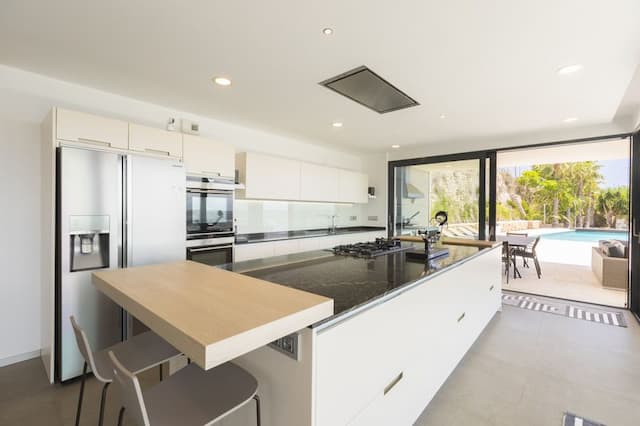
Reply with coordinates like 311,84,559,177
599,240,613,256
608,240,627,258
598,240,612,252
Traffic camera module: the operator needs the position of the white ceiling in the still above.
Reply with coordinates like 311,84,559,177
1,0,639,153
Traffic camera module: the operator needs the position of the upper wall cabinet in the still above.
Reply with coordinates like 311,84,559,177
237,152,369,203
129,124,182,158
236,152,301,200
300,163,340,202
57,108,128,150
338,169,369,203
183,134,235,178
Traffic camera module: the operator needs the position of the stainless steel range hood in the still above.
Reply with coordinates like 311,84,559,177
320,66,419,114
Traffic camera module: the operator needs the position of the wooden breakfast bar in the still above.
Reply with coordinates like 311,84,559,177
92,260,334,370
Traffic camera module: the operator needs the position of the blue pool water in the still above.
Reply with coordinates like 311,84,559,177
541,230,628,242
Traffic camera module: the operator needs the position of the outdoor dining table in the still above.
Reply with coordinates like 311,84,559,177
496,235,536,279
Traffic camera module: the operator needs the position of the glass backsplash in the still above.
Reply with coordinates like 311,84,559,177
234,200,364,234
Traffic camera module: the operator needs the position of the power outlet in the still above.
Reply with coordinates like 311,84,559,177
269,333,300,360
181,119,200,135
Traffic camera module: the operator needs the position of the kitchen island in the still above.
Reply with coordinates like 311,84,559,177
217,241,503,426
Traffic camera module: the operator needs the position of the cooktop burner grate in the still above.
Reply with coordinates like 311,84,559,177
332,238,411,258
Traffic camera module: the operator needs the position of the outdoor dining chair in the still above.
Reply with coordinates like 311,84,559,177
510,236,542,278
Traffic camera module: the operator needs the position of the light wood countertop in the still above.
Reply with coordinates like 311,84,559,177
93,261,333,370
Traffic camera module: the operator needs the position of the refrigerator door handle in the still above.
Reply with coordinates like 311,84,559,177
125,155,133,268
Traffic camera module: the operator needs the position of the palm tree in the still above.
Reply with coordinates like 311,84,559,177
597,187,629,228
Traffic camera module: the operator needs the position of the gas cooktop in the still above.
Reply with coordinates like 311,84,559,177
332,238,411,258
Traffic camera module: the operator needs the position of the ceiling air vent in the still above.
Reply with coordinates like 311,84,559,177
320,66,419,114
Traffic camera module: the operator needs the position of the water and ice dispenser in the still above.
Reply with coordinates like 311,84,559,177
69,215,110,272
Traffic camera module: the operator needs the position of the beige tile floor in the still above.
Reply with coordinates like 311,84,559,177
1,302,639,425
504,260,628,308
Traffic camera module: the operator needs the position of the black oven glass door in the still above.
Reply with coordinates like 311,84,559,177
187,244,233,266
187,189,234,235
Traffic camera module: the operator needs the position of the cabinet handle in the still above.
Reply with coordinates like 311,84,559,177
78,137,111,147
201,171,222,177
489,284,495,291
457,312,466,323
144,148,171,156
188,245,233,252
384,372,403,395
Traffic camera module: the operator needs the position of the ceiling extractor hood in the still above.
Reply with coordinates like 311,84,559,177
319,66,419,114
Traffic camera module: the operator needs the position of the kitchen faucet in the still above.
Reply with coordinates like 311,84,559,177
329,215,339,234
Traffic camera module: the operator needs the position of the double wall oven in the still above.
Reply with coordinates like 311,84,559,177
186,176,235,266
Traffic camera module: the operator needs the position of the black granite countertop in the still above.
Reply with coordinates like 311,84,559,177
220,243,498,329
235,226,386,244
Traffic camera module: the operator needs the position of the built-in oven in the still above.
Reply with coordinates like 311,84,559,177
186,175,236,266
186,237,234,267
186,176,235,239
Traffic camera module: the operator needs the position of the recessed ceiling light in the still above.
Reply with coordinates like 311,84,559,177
213,77,232,86
332,122,343,128
391,144,400,149
563,117,579,123
557,64,583,75
322,28,334,35
439,114,446,119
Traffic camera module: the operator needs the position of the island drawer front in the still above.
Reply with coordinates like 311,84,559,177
314,246,502,426
314,271,462,426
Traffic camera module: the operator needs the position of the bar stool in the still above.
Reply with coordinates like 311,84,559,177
109,350,261,426
70,316,182,426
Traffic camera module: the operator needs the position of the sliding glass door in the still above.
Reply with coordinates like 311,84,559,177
388,152,496,240
631,131,640,319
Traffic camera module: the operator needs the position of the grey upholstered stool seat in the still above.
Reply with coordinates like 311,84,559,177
109,351,261,426
70,316,181,426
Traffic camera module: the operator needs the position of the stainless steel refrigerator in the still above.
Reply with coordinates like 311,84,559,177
56,146,185,382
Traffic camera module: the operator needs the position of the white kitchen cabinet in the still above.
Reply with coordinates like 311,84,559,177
300,163,339,202
234,243,274,262
236,152,301,200
128,123,182,158
297,237,323,252
233,231,386,261
56,108,129,150
339,231,386,245
338,169,368,203
183,134,235,178
271,239,301,256
236,151,369,203
314,246,502,426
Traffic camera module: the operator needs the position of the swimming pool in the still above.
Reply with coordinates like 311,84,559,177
541,230,628,242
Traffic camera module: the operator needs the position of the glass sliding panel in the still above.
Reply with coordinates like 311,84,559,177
393,159,481,238
631,132,640,317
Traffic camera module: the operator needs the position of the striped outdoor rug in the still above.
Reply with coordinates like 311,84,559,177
502,293,560,313
563,412,606,426
566,305,625,327
501,293,627,327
